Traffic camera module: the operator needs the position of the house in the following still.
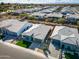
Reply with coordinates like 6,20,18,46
31,12,46,20
22,24,53,43
13,9,30,14
61,6,74,15
46,13,63,18
14,8,42,14
39,6,59,14
40,9,53,14
45,13,63,21
65,14,79,24
50,26,79,55
49,6,59,12
22,24,53,49
0,19,32,37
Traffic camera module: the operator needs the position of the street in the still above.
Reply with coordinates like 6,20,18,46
0,41,47,59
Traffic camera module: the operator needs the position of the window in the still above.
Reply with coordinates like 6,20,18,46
62,44,65,49
67,46,71,51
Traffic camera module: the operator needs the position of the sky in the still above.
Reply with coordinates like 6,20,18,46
0,0,79,4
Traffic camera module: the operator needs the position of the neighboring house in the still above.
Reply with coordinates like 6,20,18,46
50,26,79,55
31,12,46,20
45,13,63,22
14,8,42,14
0,19,32,37
65,14,79,24
22,24,53,43
39,6,59,14
39,9,53,14
22,24,53,49
45,13,63,19
61,6,74,15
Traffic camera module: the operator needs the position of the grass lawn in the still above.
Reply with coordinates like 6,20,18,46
16,40,31,48
65,53,79,59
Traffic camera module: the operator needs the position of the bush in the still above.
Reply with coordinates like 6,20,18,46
0,35,5,39
28,16,36,20
19,13,28,17
65,53,79,59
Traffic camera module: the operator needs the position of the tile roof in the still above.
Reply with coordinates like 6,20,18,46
50,26,79,45
22,24,53,40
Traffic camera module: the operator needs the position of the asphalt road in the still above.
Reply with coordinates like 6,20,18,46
0,41,47,59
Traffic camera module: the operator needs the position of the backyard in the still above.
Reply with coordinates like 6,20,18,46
16,40,31,48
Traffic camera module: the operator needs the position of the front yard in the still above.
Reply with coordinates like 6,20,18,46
16,40,31,48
